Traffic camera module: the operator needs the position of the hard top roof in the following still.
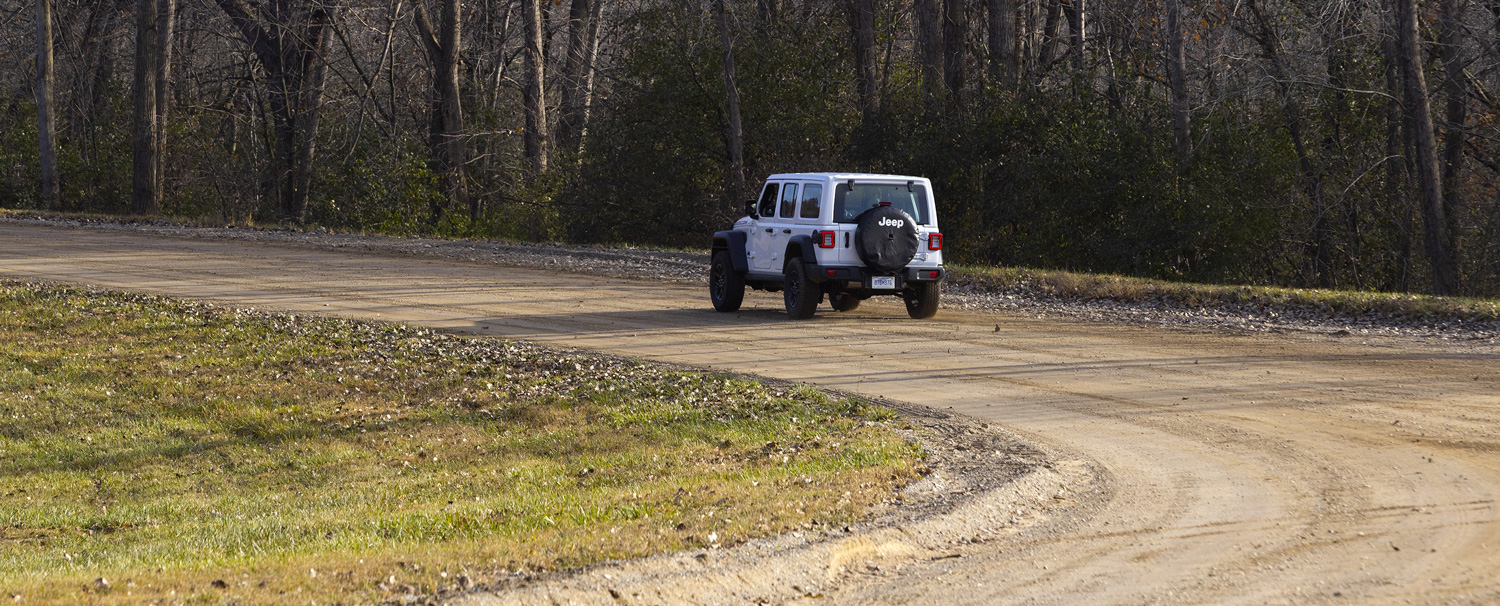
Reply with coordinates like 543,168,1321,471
765,172,929,182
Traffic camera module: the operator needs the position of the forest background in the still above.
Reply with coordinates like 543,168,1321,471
1,0,1497,296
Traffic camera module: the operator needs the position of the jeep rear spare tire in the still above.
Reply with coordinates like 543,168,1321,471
854,205,920,274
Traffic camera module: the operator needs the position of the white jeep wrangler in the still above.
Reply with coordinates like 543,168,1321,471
710,173,945,319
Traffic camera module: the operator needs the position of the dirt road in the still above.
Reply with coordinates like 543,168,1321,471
3,221,1499,605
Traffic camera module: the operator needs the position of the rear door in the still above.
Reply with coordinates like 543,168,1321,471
750,182,785,272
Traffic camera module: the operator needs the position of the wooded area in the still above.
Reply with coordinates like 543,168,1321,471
1,0,1497,295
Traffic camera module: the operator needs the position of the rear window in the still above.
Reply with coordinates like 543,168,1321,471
833,182,930,224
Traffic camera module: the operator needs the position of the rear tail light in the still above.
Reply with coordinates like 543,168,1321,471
928,233,943,250
826,269,837,278
817,231,836,248
928,270,940,279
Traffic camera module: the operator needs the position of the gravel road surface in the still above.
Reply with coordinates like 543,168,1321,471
3,220,1499,605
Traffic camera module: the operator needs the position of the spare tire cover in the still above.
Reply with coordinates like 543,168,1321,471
854,205,920,273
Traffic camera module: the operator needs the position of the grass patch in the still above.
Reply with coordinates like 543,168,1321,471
949,265,1500,322
0,283,921,605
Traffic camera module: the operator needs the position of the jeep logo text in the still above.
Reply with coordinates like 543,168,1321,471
879,218,904,228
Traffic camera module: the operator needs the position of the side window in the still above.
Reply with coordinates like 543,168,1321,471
799,184,823,219
757,183,779,218
779,183,799,218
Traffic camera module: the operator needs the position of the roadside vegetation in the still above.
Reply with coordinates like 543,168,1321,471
0,282,921,605
950,265,1500,323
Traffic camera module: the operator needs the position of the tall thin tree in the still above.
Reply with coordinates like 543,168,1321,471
1166,0,1190,166
522,0,547,175
154,0,174,201
716,0,745,207
1393,0,1458,294
414,0,468,218
131,0,159,214
1439,0,1468,276
848,0,878,120
35,0,59,208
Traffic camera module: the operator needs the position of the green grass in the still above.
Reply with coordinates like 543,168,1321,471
949,264,1500,322
0,283,921,605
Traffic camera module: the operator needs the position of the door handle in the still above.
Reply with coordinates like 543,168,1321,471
782,229,792,234
765,228,773,233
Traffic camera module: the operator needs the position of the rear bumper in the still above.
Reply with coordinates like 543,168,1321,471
805,264,944,285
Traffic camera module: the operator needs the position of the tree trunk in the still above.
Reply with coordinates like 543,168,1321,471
214,0,334,224
716,0,745,208
131,0,159,215
154,0,174,202
987,0,1015,87
1248,0,1328,286
849,0,878,119
415,0,467,219
942,0,966,105
293,20,332,224
1041,0,1063,66
1066,0,1084,71
558,0,604,155
1383,29,1412,292
1166,0,1189,166
522,0,548,175
35,0,59,208
916,0,943,109
1393,0,1458,294
1439,0,1467,282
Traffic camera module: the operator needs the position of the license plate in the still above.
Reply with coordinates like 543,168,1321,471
870,276,896,290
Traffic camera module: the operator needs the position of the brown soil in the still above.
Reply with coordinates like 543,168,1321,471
3,221,1498,605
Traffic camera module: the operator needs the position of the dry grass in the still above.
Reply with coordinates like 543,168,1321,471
950,265,1500,322
0,283,921,605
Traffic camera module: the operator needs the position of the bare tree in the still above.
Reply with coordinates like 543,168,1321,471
847,0,878,119
942,0,966,104
213,0,335,223
131,0,158,214
987,0,1015,87
916,0,942,107
154,0,172,200
35,0,59,208
414,0,467,218
1166,0,1189,165
557,0,605,155
1439,0,1469,273
522,0,547,175
1393,0,1458,294
1066,0,1084,71
716,0,744,207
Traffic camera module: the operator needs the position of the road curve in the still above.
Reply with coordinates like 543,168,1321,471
2,221,1498,605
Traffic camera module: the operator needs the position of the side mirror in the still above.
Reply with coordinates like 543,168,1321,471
744,199,758,218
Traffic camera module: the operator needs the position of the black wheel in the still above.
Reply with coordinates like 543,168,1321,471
904,281,940,319
783,258,822,320
709,250,745,312
829,292,861,312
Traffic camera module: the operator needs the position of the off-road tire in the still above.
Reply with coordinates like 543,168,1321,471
783,259,822,320
829,292,861,312
709,251,745,312
905,281,940,319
